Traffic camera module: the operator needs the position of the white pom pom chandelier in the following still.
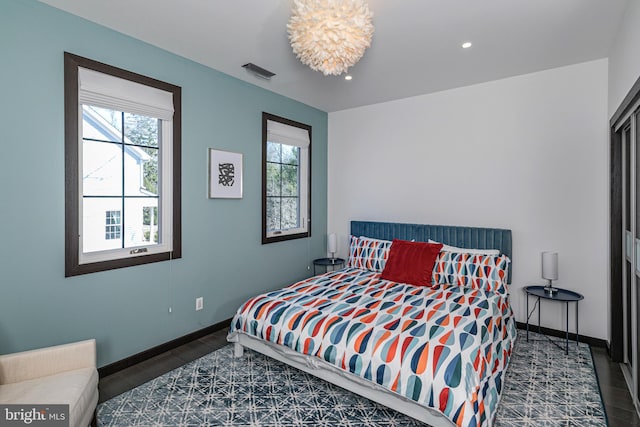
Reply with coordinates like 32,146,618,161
287,0,374,76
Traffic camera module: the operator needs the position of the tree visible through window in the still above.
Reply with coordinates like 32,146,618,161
266,142,300,231
143,206,158,243
262,113,311,244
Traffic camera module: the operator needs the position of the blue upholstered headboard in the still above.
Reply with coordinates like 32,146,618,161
350,221,513,283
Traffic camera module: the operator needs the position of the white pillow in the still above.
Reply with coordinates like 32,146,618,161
359,236,392,244
428,239,500,255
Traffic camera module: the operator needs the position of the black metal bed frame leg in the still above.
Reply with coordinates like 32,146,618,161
565,301,569,355
537,297,541,334
576,301,580,347
526,294,529,341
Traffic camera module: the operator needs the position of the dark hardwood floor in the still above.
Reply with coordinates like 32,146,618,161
98,329,229,403
99,331,640,426
591,346,640,426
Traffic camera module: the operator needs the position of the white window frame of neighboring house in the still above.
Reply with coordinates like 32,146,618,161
105,210,122,240
64,53,182,277
262,112,311,244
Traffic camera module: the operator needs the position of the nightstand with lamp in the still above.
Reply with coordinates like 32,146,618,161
313,233,345,275
525,251,584,354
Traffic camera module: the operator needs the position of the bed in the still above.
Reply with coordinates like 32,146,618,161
227,221,516,427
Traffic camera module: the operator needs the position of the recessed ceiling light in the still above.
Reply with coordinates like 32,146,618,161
345,75,353,81
461,42,472,49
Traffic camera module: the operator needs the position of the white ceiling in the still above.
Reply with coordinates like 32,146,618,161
40,0,629,112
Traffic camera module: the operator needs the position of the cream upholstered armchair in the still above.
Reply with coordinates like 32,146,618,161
0,339,99,427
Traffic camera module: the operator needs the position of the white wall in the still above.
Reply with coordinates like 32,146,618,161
328,59,609,340
608,0,640,117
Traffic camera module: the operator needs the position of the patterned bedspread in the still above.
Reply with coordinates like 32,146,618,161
228,268,517,427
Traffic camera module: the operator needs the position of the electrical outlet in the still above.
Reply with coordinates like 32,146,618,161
195,297,203,311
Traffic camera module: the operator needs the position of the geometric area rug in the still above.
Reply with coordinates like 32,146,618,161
495,330,607,427
98,330,607,426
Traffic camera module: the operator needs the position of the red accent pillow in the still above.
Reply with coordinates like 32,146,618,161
380,239,443,287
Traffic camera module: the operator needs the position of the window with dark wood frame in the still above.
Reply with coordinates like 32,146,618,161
64,52,181,276
262,112,311,244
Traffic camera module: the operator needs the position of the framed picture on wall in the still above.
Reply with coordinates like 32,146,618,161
208,149,243,198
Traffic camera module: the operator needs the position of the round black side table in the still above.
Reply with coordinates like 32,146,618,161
313,258,345,275
525,285,584,354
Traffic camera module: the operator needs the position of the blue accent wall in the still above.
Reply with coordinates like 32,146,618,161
0,0,328,366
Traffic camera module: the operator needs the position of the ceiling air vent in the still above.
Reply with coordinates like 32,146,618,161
242,63,275,81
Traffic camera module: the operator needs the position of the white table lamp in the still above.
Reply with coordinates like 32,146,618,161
542,251,558,294
328,233,337,262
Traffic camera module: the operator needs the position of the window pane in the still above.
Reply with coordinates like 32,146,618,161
281,145,299,165
82,105,122,142
142,147,158,195
281,197,299,229
124,113,158,148
82,198,122,253
267,197,281,231
281,165,298,196
266,163,281,197
125,145,158,196
124,198,158,248
267,141,281,163
83,140,123,196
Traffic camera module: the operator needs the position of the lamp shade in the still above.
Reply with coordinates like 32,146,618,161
541,251,558,281
328,233,337,254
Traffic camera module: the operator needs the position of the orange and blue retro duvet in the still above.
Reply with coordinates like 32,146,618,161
228,268,517,427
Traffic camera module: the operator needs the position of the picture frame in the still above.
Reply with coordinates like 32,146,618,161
208,148,243,198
